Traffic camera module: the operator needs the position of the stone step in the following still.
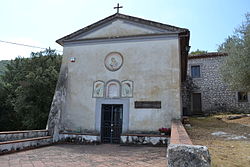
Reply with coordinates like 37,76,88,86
0,130,49,142
0,136,52,155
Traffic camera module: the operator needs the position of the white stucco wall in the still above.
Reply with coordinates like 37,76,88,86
79,20,162,39
60,37,181,133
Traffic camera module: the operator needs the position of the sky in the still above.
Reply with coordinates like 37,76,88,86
0,0,249,60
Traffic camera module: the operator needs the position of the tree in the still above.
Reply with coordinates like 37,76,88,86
0,81,18,131
218,13,250,91
190,49,207,55
0,48,62,130
0,60,9,76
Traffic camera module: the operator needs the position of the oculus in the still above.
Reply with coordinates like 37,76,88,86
104,52,123,71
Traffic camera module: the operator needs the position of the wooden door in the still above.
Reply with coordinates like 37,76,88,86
192,93,202,115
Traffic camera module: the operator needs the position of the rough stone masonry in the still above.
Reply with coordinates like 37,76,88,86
183,53,250,115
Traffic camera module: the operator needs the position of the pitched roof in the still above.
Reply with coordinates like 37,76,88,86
56,13,189,46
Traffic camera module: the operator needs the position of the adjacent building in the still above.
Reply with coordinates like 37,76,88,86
185,53,250,115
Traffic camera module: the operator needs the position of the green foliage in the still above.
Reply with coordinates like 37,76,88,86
0,60,10,76
190,49,208,55
218,13,250,91
0,81,18,130
0,48,62,131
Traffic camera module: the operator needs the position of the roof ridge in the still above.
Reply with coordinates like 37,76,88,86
116,13,188,32
188,52,228,59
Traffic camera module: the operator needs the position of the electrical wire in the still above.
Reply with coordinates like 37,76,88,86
0,40,63,53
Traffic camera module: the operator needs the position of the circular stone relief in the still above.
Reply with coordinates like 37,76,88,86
104,52,123,71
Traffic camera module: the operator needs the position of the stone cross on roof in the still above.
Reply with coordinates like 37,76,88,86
114,3,123,13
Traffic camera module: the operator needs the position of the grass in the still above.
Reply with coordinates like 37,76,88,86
185,115,250,167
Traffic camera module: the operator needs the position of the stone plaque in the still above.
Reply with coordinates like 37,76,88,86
134,101,161,109
104,52,123,71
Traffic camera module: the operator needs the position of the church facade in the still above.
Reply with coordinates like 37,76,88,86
47,13,190,143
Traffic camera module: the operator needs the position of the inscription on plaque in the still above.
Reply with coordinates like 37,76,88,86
134,101,161,109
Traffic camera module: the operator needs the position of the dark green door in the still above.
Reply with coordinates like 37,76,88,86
101,104,123,144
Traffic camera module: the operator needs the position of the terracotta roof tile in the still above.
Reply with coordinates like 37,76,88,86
188,52,228,59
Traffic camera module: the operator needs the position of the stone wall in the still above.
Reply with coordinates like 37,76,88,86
58,133,100,144
0,137,52,154
46,66,68,142
184,53,250,115
0,130,48,142
58,132,169,146
121,134,169,146
0,130,52,154
167,120,211,167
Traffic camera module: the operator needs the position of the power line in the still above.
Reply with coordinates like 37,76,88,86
0,40,63,53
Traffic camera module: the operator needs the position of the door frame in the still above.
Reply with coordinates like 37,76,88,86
95,98,129,133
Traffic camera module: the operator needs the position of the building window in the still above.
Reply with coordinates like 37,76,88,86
191,65,200,78
238,92,248,102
